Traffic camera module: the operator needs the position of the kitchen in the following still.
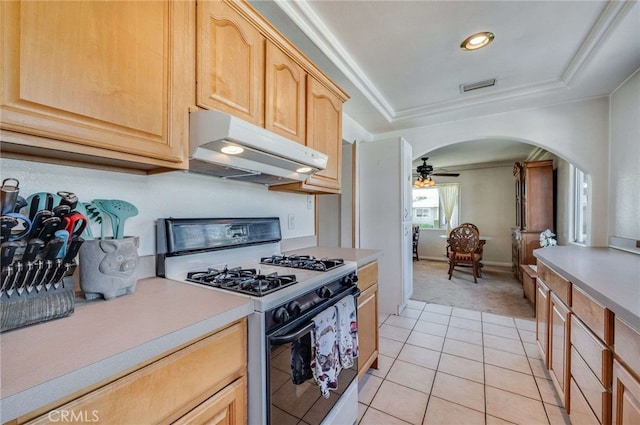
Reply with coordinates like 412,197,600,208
1,1,640,425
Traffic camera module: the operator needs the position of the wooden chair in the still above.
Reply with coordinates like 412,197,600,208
412,225,420,261
447,225,482,283
459,223,484,277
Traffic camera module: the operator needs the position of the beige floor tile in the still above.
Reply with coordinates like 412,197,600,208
545,401,571,424
360,406,411,425
486,386,548,424
358,402,368,423
518,328,537,343
445,326,484,346
483,322,521,340
379,313,391,326
484,346,531,374
483,312,516,327
431,372,485,413
529,356,553,380
400,308,423,319
449,316,483,332
413,320,448,337
379,336,405,358
407,331,445,352
359,373,384,405
419,311,451,325
524,341,543,359
483,333,526,355
485,364,541,399
386,359,436,394
422,396,485,425
442,338,484,362
486,415,517,424
437,353,484,383
398,344,441,370
423,303,452,315
371,380,429,425
515,317,536,331
387,314,419,329
380,323,412,342
452,307,482,320
535,375,564,406
407,299,427,311
369,354,395,379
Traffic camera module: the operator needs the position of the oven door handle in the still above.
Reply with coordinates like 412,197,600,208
268,322,314,346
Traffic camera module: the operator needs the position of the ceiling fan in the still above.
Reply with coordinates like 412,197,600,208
415,157,460,179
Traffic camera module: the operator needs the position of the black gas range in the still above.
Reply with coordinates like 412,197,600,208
186,266,298,296
260,254,344,271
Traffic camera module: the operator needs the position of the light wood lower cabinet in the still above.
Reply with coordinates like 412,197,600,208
613,360,640,425
24,320,247,424
536,279,550,367
357,260,379,380
549,291,571,408
1,0,192,170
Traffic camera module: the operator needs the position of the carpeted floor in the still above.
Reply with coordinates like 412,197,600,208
411,259,535,319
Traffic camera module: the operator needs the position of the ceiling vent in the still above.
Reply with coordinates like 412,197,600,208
460,78,496,93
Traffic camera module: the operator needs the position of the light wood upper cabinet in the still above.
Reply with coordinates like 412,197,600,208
265,43,306,144
197,0,264,126
0,0,192,170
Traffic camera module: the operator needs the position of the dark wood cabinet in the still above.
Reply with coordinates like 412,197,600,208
512,160,554,281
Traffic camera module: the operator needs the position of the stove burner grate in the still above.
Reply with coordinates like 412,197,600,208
186,266,297,296
260,255,344,271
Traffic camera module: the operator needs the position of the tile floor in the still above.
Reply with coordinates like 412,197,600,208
357,300,572,425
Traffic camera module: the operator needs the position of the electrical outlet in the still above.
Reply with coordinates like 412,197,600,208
307,196,313,210
287,214,295,230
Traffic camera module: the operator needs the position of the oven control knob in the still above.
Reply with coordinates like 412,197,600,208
273,307,290,324
316,286,332,299
342,273,358,285
287,301,301,317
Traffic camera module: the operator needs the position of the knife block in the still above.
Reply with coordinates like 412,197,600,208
0,275,75,332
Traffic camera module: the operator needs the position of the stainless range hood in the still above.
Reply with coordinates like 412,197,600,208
189,110,327,185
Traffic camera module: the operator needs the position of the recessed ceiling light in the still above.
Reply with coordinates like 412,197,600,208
296,166,313,173
221,145,244,155
460,32,495,51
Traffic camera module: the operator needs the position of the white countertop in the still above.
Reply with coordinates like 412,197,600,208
534,245,640,330
0,278,254,422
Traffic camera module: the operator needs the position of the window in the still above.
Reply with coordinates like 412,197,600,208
573,167,589,244
412,183,459,229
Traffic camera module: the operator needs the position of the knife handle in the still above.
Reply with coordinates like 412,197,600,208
22,238,45,263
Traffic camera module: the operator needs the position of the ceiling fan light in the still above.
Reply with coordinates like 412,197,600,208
460,31,494,51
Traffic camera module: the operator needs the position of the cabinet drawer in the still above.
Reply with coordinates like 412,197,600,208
538,262,571,306
571,315,612,386
29,320,246,424
571,347,611,424
614,317,640,376
572,285,614,345
570,378,601,425
357,261,378,291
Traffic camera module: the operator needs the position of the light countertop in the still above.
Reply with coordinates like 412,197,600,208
534,245,640,330
0,278,254,422
283,246,382,268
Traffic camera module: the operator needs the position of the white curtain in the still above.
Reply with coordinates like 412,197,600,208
438,184,458,234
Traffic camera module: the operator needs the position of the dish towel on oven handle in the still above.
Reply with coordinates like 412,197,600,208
311,306,340,398
335,294,359,368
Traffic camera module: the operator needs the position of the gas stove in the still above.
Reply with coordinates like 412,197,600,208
260,254,344,271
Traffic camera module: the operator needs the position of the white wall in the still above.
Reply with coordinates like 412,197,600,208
1,158,315,256
377,97,611,246
609,69,640,240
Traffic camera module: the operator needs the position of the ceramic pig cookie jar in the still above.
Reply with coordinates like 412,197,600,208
79,237,139,300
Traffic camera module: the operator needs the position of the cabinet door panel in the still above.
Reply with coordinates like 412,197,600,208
357,284,379,380
174,376,247,425
613,360,640,425
197,0,264,125
536,280,550,366
265,43,306,144
549,292,570,407
304,77,342,191
1,1,188,165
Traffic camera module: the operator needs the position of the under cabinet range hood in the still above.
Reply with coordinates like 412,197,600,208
189,110,328,185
